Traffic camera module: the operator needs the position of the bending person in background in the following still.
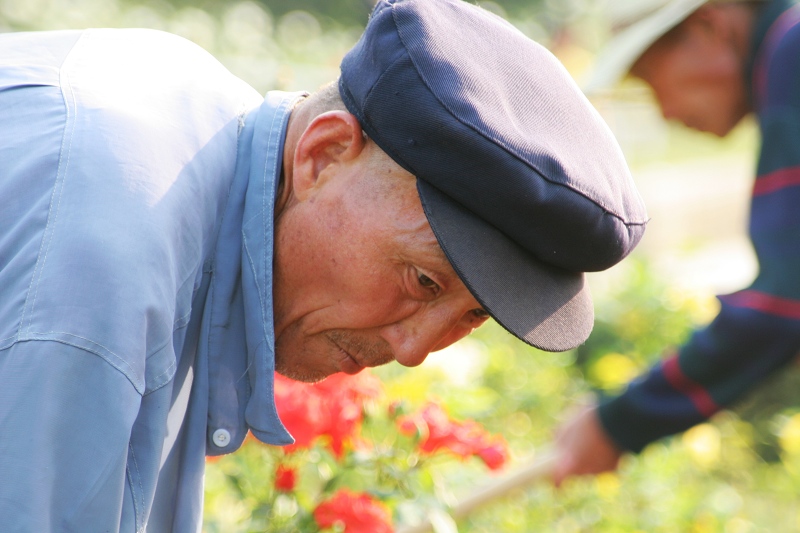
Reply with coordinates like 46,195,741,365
553,0,800,483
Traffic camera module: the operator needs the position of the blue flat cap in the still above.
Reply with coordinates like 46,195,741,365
339,0,647,351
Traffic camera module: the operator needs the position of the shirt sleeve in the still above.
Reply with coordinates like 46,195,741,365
0,340,142,532
598,18,800,453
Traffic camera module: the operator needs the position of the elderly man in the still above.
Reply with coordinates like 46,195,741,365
0,0,645,530
553,0,800,483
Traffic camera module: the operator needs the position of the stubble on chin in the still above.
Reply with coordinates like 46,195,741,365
273,332,330,383
326,330,395,368
274,353,330,383
274,330,395,383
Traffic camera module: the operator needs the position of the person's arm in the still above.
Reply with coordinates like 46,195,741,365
599,296,800,452
553,20,800,480
553,224,800,481
551,403,622,486
0,340,142,531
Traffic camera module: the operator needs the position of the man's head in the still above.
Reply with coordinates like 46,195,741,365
273,0,648,382
585,0,765,136
273,90,490,382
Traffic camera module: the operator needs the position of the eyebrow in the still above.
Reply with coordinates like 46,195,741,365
398,215,457,280
423,240,459,280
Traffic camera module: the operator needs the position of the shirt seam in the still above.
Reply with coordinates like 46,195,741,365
126,443,145,532
19,32,84,337
18,333,145,394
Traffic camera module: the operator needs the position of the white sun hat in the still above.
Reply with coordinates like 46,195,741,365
581,0,709,95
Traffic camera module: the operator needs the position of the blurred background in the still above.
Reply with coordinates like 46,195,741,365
7,1,800,531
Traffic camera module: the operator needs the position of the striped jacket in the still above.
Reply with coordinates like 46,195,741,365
599,0,800,452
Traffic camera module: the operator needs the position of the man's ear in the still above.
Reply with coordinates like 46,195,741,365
291,111,366,200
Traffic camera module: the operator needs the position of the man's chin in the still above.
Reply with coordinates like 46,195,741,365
274,361,331,383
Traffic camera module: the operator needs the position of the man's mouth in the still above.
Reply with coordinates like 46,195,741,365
333,343,364,375
327,331,395,373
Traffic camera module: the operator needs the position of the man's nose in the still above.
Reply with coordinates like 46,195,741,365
659,101,676,121
656,95,683,124
652,89,677,121
383,306,487,368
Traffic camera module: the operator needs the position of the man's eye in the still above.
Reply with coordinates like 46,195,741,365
471,308,490,320
417,273,440,293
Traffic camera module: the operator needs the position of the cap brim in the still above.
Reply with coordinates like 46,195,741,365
417,180,594,352
581,0,707,95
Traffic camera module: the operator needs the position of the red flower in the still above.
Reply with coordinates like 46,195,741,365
475,438,510,470
397,403,508,470
313,490,393,533
274,371,382,458
274,375,326,450
274,464,297,492
387,400,407,419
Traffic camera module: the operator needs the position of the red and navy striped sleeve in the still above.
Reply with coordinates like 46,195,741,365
598,2,800,453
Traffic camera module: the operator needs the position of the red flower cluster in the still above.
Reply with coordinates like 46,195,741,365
313,489,393,533
274,464,297,492
274,371,382,458
397,402,509,470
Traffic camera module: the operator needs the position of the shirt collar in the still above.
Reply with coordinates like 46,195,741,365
241,90,308,445
206,90,306,452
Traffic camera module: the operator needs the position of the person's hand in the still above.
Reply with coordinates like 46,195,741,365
550,402,623,486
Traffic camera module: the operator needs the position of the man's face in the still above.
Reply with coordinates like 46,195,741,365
630,15,750,137
272,139,489,383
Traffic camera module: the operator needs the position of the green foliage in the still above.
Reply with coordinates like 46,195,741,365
576,259,707,392
143,0,559,31
729,368,800,464
203,258,800,531
203,393,509,532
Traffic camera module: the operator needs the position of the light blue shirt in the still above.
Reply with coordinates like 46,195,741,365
0,28,297,532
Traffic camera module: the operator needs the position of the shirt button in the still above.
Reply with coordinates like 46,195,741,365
212,429,231,448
